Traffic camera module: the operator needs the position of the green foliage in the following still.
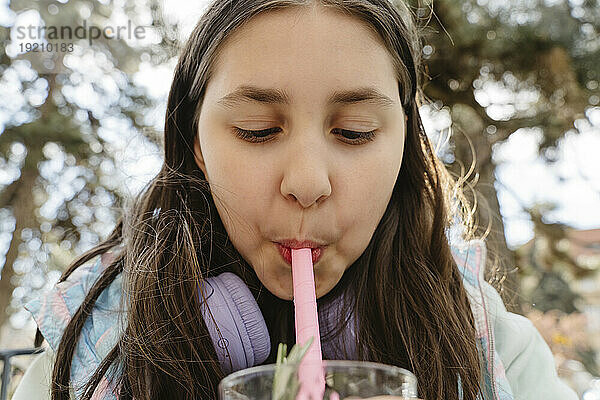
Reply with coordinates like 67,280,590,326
405,0,598,153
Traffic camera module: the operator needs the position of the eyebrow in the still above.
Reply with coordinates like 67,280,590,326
217,85,397,109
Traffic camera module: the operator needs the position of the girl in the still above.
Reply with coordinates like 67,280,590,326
14,0,578,399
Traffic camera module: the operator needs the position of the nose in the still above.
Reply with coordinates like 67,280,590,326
280,129,332,208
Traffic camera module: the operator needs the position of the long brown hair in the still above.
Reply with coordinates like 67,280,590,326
43,0,486,398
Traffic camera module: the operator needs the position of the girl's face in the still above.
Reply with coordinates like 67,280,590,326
193,6,406,300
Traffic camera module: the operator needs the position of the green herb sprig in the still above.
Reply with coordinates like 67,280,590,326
271,336,314,400
271,337,342,400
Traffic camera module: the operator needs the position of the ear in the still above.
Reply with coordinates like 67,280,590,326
193,134,207,176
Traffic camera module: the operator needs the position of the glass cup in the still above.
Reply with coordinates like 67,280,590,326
219,360,418,400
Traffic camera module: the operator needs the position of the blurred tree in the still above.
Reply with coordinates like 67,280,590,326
406,0,600,309
516,203,600,307
0,0,174,331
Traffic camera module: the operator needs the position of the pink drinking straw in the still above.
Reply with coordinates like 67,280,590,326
291,248,326,400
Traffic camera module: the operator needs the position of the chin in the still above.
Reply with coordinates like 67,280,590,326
269,280,334,301
255,272,294,301
254,265,338,301
268,284,294,301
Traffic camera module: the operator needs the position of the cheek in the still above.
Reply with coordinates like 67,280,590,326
205,151,278,263
346,148,400,216
203,136,273,209
335,156,399,260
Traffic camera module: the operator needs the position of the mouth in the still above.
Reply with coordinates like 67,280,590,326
274,242,325,266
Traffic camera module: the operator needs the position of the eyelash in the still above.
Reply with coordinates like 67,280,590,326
232,127,377,145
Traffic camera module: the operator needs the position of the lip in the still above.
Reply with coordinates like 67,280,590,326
274,242,326,266
276,239,327,249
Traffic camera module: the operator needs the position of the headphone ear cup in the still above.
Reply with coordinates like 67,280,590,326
199,272,271,374
319,290,358,360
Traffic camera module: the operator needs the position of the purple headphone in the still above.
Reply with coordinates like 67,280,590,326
198,272,357,374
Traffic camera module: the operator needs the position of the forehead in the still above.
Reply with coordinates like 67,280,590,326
205,6,400,107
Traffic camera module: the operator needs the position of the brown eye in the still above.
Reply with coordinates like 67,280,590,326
332,128,378,145
232,127,378,144
232,127,280,143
